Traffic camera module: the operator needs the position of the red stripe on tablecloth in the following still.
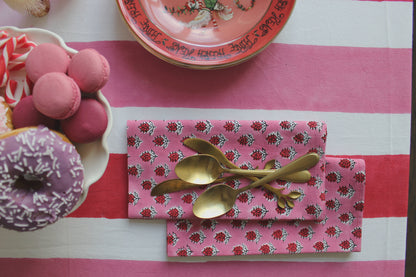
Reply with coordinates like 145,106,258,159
329,154,409,218
0,258,405,277
69,154,409,219
69,154,128,218
67,41,412,114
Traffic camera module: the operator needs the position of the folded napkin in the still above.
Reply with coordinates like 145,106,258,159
166,157,365,256
127,120,327,221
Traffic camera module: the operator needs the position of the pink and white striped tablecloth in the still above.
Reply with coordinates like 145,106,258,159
0,0,412,276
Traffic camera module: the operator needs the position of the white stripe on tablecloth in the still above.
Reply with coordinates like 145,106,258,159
275,0,413,48
0,0,412,48
0,217,406,262
107,107,411,156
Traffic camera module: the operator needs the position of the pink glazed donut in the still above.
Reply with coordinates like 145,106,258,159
0,127,84,231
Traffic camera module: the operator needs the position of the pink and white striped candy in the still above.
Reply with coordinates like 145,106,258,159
4,76,32,107
0,30,37,107
0,36,16,87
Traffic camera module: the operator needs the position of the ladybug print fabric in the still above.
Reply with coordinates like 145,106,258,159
127,120,328,221
166,157,366,256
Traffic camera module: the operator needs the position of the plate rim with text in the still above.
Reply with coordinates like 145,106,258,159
116,0,296,69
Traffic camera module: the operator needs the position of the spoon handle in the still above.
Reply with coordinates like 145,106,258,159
241,153,320,193
151,175,244,196
226,168,276,176
183,138,309,183
151,179,197,196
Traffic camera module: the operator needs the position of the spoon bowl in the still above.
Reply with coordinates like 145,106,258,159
192,185,236,219
193,153,320,219
151,159,311,196
174,154,222,184
183,138,313,184
175,154,275,185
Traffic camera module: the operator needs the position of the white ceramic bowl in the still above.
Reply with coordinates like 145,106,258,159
0,26,113,212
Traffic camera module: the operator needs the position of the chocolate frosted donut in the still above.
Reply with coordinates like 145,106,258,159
0,127,84,231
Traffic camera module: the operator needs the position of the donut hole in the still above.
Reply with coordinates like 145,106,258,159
14,175,43,191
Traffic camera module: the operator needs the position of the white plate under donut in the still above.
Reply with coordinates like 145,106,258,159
0,26,113,213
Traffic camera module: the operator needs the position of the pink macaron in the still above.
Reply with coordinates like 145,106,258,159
61,98,108,143
68,49,110,93
32,72,81,120
25,43,71,83
12,95,59,129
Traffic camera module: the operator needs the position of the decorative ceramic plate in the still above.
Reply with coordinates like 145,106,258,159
0,26,113,212
117,0,295,69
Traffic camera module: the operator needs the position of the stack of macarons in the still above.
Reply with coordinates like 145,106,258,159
11,43,109,143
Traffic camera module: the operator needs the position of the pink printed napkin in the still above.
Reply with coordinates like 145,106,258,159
166,157,366,256
127,120,327,221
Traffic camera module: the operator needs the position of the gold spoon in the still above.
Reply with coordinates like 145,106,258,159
150,161,308,198
192,153,320,219
183,138,310,184
175,154,278,185
151,160,287,196
151,175,239,196
183,138,308,207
